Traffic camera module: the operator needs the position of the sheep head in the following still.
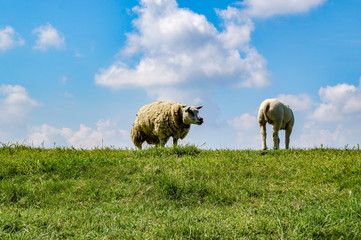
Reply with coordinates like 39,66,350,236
181,105,203,125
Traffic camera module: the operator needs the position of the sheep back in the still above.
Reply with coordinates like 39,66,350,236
258,98,294,130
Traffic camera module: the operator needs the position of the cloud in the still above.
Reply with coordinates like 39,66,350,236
227,113,261,149
60,76,68,85
95,0,271,95
0,26,25,51
234,131,261,149
26,119,131,149
288,81,361,148
146,86,209,106
32,23,65,51
0,84,39,137
294,122,355,148
240,0,326,18
277,93,314,112
311,80,361,122
227,113,258,131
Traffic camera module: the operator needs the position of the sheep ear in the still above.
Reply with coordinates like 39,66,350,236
181,106,190,111
196,106,203,109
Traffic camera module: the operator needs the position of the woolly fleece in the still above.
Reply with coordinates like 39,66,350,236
131,101,198,149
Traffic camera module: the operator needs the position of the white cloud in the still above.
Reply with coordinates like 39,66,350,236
146,86,208,106
311,80,361,122
0,85,39,124
95,59,180,89
240,0,326,18
26,119,131,149
227,113,261,149
60,76,68,85
294,122,355,148
277,93,314,112
216,7,254,49
227,113,258,131
26,124,72,147
299,80,361,148
0,84,39,137
95,0,271,95
0,26,25,51
32,23,65,51
234,131,261,149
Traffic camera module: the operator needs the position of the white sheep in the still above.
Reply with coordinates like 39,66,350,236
258,98,295,150
131,101,203,149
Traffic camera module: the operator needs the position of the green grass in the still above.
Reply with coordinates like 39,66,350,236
1,144,361,239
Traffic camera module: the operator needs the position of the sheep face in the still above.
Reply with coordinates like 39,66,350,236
182,106,203,125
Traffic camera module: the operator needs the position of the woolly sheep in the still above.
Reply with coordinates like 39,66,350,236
258,98,295,150
131,101,203,149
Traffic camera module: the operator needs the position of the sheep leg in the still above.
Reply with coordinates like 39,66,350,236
272,123,281,150
133,139,143,150
159,139,166,147
173,138,178,146
285,126,292,149
260,123,267,150
159,137,170,147
131,131,144,150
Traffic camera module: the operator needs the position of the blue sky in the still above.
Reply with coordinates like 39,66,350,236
1,0,361,149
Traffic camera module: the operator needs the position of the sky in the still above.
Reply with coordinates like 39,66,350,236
1,0,361,149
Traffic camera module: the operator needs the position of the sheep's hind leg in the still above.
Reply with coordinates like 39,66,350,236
260,123,267,150
285,126,292,149
272,123,281,150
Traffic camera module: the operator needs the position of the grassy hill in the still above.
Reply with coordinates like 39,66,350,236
1,144,361,239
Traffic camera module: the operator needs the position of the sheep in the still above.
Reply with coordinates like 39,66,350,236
131,101,203,149
258,98,294,150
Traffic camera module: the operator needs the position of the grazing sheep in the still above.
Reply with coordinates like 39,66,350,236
258,98,294,150
131,101,203,149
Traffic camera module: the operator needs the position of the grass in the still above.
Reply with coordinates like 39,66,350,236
0,144,361,239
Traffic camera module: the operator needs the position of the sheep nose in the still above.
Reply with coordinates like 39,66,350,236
199,118,203,124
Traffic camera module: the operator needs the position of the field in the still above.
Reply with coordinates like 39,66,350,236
1,144,361,239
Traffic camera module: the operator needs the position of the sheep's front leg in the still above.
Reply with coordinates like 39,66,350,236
159,137,170,147
173,138,178,147
260,124,267,150
272,123,281,150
